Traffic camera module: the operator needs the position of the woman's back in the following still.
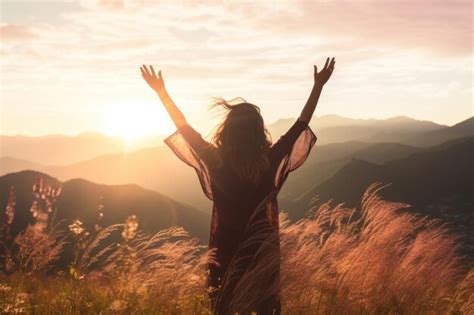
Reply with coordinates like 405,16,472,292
164,118,317,314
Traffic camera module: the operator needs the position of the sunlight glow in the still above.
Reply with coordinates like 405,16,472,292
100,102,174,141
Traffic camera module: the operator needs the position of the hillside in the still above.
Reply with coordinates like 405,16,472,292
280,141,421,200
405,117,474,147
268,115,447,146
0,132,166,165
1,141,421,213
292,137,473,214
0,170,210,240
0,116,471,214
287,138,474,256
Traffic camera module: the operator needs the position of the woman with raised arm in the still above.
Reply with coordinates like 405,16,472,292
140,57,335,315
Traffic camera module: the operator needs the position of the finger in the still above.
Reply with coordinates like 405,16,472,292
150,65,156,77
314,65,317,73
324,57,329,70
158,70,163,80
141,67,150,80
142,64,151,77
330,57,335,67
140,67,147,79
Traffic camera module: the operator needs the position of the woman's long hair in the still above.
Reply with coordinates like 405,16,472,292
211,97,272,186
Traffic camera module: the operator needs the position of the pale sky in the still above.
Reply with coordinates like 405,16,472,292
0,0,472,138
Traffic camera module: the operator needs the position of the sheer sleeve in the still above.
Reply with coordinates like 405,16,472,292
164,124,214,200
271,119,317,189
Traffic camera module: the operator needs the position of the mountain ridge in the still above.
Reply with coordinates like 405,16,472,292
0,170,210,240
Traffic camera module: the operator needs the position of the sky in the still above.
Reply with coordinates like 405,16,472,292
0,0,472,138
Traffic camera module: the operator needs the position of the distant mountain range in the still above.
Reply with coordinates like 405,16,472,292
0,170,210,240
0,115,472,257
267,115,448,144
0,132,165,165
1,116,471,212
1,115,465,166
279,141,423,201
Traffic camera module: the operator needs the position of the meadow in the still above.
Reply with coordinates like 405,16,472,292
0,181,472,314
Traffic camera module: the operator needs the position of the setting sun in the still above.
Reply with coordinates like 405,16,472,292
100,101,174,141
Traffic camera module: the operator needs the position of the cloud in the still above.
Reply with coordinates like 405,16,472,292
0,0,472,135
0,24,36,41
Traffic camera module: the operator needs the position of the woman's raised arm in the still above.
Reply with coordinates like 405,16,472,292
298,57,336,124
140,65,187,129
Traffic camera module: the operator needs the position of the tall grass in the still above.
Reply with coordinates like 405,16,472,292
0,182,472,314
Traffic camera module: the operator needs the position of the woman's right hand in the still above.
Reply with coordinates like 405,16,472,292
141,65,165,94
314,57,335,87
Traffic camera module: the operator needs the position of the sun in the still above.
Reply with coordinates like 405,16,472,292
100,101,174,141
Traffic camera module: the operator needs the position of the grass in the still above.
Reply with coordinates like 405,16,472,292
0,181,472,314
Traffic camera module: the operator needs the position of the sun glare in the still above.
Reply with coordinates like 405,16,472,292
100,102,174,141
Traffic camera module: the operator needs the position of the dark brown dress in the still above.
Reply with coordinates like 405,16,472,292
164,119,316,314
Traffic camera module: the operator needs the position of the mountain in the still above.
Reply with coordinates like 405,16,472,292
1,117,470,213
286,138,474,256
0,170,210,240
268,116,472,147
0,141,421,214
0,157,45,174
279,141,422,201
405,117,474,147
0,146,212,212
293,137,473,213
0,133,125,165
0,115,461,167
0,132,166,165
267,115,446,145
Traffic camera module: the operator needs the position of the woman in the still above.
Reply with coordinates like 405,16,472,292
140,57,335,314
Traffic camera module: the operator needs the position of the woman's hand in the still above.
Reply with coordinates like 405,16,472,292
140,65,165,94
314,57,335,87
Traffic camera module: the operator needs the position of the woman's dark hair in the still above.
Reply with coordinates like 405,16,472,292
211,97,272,185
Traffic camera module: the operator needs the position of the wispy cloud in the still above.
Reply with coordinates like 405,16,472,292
0,0,472,135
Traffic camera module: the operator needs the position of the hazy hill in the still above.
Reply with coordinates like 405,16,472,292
267,115,447,145
280,141,422,201
0,133,125,165
1,141,422,213
0,170,210,240
0,132,165,165
269,116,472,147
0,115,447,166
284,138,474,253
0,116,471,213
0,156,44,174
405,117,474,147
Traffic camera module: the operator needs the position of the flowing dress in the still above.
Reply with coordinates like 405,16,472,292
164,119,316,314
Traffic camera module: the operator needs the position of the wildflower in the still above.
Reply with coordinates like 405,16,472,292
30,201,39,218
122,215,138,241
95,197,105,231
5,186,15,225
69,219,85,236
29,177,62,231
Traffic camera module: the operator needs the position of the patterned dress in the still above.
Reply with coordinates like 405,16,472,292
164,119,316,314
